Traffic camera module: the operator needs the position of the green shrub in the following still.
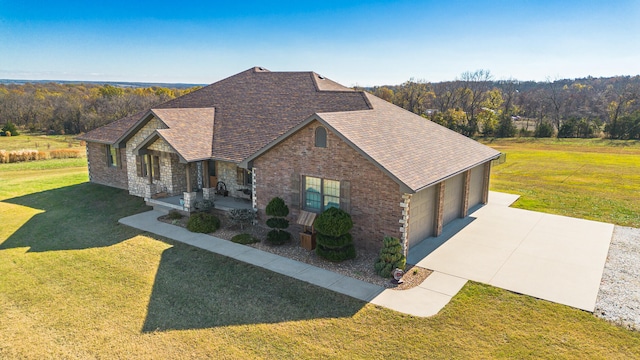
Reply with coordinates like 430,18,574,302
316,232,353,248
374,236,406,278
314,207,356,262
186,212,220,233
265,197,289,217
265,197,290,245
1,122,19,136
194,199,214,212
231,233,260,245
534,121,554,138
313,207,353,237
167,210,183,220
266,217,289,229
316,244,357,262
266,229,291,245
228,208,256,230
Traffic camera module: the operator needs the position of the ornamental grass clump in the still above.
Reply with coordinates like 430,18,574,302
265,197,291,245
374,236,406,278
186,212,220,233
314,207,356,262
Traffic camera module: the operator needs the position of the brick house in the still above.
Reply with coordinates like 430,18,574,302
79,67,500,254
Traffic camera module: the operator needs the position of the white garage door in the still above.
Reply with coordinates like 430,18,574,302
408,185,436,248
468,164,485,210
443,173,464,226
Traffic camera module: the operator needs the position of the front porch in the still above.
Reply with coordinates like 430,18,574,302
146,191,253,213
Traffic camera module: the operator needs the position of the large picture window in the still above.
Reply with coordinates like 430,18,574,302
304,176,340,212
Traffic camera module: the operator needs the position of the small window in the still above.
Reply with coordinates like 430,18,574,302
151,155,160,180
315,126,327,148
106,145,117,167
304,176,340,212
136,155,148,177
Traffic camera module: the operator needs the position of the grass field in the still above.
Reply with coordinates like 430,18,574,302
1,141,640,358
483,138,640,228
0,133,85,152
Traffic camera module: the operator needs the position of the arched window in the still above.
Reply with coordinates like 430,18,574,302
315,126,327,148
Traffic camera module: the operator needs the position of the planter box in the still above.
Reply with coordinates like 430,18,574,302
300,232,316,251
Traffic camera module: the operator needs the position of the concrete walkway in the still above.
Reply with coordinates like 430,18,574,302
119,191,614,316
119,211,465,317
413,192,614,311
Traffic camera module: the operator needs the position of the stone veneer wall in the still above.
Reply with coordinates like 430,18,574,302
86,142,128,190
253,120,403,252
216,160,251,200
126,117,169,197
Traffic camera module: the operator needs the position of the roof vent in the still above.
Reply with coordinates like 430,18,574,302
318,75,325,80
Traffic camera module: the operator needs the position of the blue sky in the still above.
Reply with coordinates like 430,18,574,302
1,1,639,86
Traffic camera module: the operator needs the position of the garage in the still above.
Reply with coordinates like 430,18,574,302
407,185,436,249
442,173,465,225
468,164,486,210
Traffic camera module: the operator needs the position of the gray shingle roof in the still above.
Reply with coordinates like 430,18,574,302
151,108,215,162
153,67,371,162
81,67,500,192
316,93,501,192
77,111,145,144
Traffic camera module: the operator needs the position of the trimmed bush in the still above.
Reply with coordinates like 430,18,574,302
316,232,353,248
186,212,220,233
265,217,289,229
265,197,291,245
266,229,291,245
314,207,356,262
374,236,406,278
316,244,356,262
313,207,353,237
167,210,183,220
231,233,260,245
194,199,214,212
265,197,289,217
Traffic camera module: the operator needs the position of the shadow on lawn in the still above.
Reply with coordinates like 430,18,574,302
142,239,367,331
1,183,365,328
0,183,151,252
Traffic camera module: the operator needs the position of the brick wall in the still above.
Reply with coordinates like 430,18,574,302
86,142,128,189
253,120,403,252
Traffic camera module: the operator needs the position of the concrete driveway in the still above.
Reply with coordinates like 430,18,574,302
409,192,614,311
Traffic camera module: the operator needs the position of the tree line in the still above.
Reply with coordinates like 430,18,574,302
366,71,640,139
0,83,201,135
1,73,639,140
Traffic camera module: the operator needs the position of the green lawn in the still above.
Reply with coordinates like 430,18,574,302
483,138,640,228
1,144,639,359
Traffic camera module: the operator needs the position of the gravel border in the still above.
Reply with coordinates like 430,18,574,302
594,225,640,330
159,210,430,289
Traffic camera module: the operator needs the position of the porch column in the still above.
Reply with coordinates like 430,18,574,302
203,160,210,188
186,162,192,193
